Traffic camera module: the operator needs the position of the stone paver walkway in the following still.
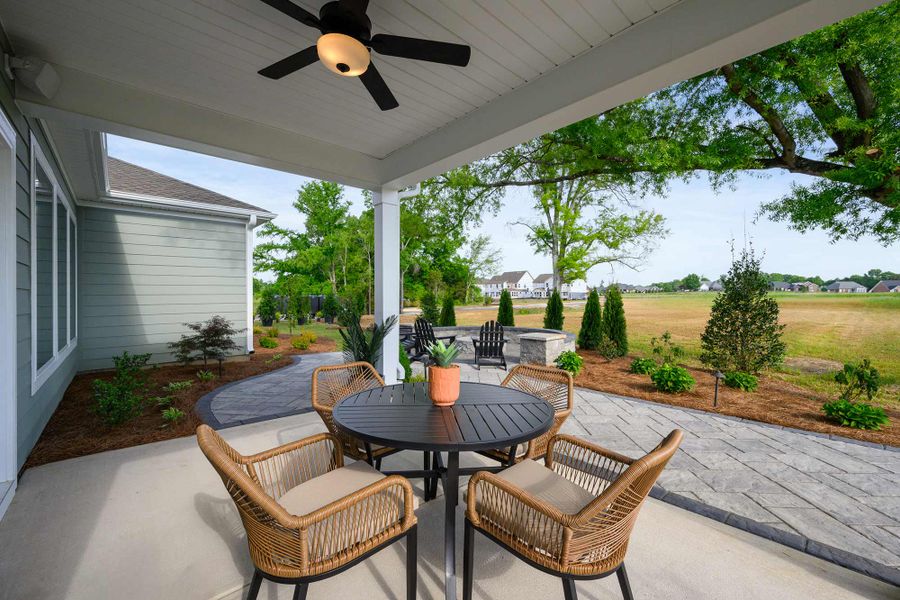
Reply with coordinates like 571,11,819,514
198,352,900,584
197,352,343,428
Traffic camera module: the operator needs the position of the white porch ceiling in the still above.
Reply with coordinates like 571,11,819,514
0,0,885,190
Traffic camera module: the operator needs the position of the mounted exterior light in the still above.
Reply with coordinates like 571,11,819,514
316,33,369,76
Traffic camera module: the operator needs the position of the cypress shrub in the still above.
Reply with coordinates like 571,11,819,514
497,289,515,326
544,290,564,330
439,295,457,326
603,286,628,357
420,291,440,323
577,289,603,349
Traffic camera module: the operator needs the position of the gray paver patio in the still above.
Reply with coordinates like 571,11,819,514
198,352,900,584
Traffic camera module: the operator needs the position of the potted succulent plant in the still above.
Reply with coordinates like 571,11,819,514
426,340,461,407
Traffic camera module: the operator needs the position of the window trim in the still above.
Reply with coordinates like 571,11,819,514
30,135,77,395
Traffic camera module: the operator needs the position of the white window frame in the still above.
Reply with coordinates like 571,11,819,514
30,135,77,394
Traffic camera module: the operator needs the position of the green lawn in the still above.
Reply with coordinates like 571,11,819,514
456,292,900,404
255,320,344,345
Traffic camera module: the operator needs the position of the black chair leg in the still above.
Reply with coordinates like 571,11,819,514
407,526,418,600
375,457,382,471
562,576,578,600
463,520,475,600
292,584,308,600
245,570,262,600
617,565,635,600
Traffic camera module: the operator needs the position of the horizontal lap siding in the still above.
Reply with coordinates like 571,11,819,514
79,207,249,372
2,76,81,469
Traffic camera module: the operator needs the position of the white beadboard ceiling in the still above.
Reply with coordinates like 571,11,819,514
0,0,885,189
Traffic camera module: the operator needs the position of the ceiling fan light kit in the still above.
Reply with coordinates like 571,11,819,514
258,0,472,110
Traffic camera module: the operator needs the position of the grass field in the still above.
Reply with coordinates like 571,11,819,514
455,292,900,403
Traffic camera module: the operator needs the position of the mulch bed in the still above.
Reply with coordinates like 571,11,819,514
575,353,900,448
23,334,337,469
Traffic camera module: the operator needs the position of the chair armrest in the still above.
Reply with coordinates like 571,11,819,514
435,335,456,344
245,433,344,498
545,434,634,496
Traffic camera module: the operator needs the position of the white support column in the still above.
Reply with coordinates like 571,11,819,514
245,214,257,354
373,187,400,383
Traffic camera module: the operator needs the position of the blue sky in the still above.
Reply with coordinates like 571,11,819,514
107,135,897,285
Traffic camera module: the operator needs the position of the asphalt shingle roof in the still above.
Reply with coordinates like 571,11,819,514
107,157,269,213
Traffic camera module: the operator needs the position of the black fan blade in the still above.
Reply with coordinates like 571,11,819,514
339,0,369,13
369,34,470,67
259,46,319,79
359,63,398,111
259,0,320,29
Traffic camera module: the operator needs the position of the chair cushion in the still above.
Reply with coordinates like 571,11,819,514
278,460,385,515
496,459,595,514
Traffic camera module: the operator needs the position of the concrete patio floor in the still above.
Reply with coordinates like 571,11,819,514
0,411,896,600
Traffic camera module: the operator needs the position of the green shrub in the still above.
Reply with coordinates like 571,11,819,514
399,343,413,381
165,380,193,392
291,337,310,350
497,289,515,326
420,291,440,323
629,358,657,375
651,364,695,393
700,246,785,373
483,296,493,306
577,289,603,350
197,370,216,382
257,287,277,324
835,359,880,402
439,295,457,326
407,374,427,383
152,396,173,407
161,407,186,424
724,371,758,392
555,350,583,376
596,335,620,360
92,351,152,426
650,331,684,366
299,331,317,344
265,353,284,364
252,326,264,336
267,327,279,338
259,336,278,349
602,286,627,357
822,399,889,430
544,290,564,330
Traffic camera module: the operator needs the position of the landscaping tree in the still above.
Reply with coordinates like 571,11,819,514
420,290,440,323
700,246,786,373
497,289,515,326
681,273,702,291
577,289,604,349
169,315,242,376
429,2,900,244
544,290,565,330
602,286,628,357
322,293,339,323
439,295,457,326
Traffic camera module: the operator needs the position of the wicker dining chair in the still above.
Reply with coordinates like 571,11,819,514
479,364,574,465
465,430,683,600
196,425,418,600
311,362,400,468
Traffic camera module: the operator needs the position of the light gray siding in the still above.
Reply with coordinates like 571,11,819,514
78,208,249,371
1,74,80,469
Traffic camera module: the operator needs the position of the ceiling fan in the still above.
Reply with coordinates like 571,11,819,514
258,0,472,111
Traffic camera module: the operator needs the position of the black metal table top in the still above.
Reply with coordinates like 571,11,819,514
332,382,554,452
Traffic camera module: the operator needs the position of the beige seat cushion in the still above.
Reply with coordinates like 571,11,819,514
495,459,595,514
278,460,385,515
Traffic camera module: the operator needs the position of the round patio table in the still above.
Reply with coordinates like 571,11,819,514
333,381,554,600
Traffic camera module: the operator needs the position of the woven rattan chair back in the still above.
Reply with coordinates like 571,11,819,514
501,364,574,458
547,429,683,574
311,362,385,460
477,321,505,358
197,424,339,578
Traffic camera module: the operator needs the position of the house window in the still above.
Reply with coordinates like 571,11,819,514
31,137,76,392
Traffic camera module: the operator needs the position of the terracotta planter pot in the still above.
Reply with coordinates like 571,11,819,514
428,365,460,407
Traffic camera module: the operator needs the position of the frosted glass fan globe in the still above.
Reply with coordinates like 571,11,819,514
317,33,370,76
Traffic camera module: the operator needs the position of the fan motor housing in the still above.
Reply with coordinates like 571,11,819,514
318,1,372,42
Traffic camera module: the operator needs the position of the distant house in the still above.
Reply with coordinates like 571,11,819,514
791,281,820,293
531,274,553,298
709,280,724,292
698,280,712,291
529,274,587,299
825,280,867,293
477,271,534,299
869,280,900,293
769,281,792,291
